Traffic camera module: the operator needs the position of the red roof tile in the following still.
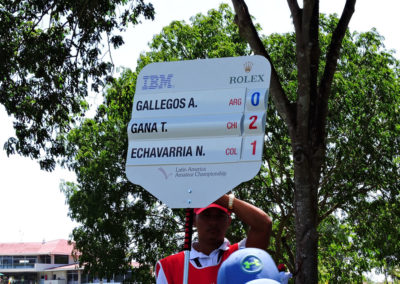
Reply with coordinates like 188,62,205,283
0,239,74,255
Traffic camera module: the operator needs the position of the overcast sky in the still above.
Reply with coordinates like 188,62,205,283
0,0,398,268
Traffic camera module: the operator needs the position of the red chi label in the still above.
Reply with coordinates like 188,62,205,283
226,121,238,129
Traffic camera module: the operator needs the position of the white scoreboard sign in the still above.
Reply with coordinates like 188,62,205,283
126,56,271,208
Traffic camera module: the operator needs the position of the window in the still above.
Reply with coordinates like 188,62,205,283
67,271,78,284
40,255,51,264
1,256,12,268
13,256,25,267
10,256,36,268
54,255,69,264
26,256,37,267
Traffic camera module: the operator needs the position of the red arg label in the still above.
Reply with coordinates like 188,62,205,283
229,98,242,106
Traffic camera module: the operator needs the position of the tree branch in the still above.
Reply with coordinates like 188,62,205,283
287,0,302,36
293,0,319,143
231,0,296,135
317,0,356,130
282,234,296,272
318,202,340,224
318,183,373,224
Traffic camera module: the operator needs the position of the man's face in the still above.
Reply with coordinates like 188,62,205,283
195,208,231,246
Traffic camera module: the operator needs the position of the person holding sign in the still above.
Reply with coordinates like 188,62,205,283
155,193,272,284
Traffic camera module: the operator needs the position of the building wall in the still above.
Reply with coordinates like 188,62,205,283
68,256,75,265
38,271,67,282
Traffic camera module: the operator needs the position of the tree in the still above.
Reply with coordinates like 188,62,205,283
0,0,154,171
232,12,400,280
62,4,400,283
347,196,400,281
229,0,396,282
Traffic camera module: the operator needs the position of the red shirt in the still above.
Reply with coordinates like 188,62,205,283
156,243,239,284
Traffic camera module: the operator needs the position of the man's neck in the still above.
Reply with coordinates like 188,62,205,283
193,239,224,255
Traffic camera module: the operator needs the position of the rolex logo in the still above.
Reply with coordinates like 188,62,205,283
244,61,253,73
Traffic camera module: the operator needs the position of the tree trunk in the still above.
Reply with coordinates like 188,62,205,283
231,0,356,282
293,143,319,283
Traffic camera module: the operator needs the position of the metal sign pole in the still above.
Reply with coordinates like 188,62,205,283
183,208,194,284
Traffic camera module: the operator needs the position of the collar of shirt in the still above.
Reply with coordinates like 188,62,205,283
190,238,230,260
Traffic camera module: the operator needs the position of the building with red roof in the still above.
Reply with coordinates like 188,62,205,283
0,240,82,284
0,240,138,284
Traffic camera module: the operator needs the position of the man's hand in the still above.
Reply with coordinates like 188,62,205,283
214,194,272,250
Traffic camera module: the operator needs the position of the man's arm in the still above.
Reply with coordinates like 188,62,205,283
214,194,272,250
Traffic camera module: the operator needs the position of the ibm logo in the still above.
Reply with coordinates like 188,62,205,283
142,74,174,90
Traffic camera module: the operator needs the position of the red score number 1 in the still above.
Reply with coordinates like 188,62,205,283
250,140,257,155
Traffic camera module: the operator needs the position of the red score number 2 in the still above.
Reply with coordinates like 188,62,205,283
249,115,258,129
